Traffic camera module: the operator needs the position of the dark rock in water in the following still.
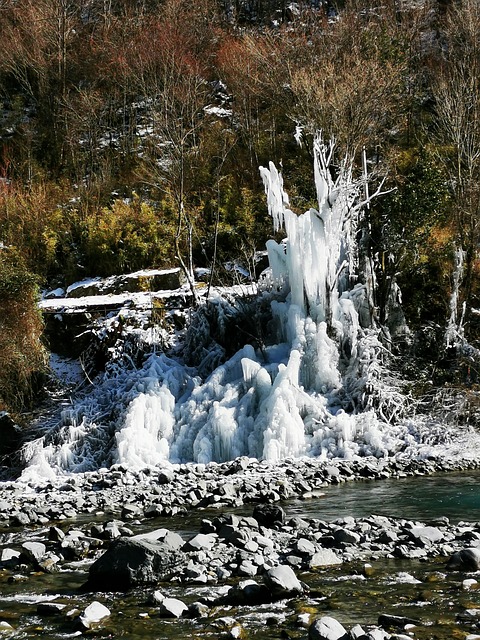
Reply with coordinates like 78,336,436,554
308,616,348,640
447,547,480,571
37,602,67,616
222,580,272,605
252,504,286,528
378,613,421,629
85,536,186,590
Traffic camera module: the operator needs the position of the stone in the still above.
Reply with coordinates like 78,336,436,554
408,526,443,546
86,536,186,590
252,504,285,528
333,528,361,545
78,601,111,629
133,528,184,550
378,614,421,629
21,541,46,563
309,548,342,568
37,602,68,616
158,597,188,618
308,616,348,640
183,533,217,552
447,547,480,571
263,565,304,599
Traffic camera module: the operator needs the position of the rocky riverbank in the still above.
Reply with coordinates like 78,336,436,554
2,455,480,638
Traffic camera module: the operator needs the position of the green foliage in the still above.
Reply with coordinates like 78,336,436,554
374,149,453,327
0,248,46,412
82,195,176,277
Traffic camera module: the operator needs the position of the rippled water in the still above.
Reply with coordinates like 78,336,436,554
288,470,480,523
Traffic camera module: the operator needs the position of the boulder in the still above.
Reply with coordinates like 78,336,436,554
309,548,342,568
158,597,188,618
263,565,304,599
447,547,480,571
252,504,285,528
85,536,186,590
78,601,111,629
308,616,348,640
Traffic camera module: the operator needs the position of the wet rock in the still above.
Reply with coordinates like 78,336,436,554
308,616,348,640
378,614,421,629
37,602,68,616
86,536,186,590
447,547,480,571
408,526,443,546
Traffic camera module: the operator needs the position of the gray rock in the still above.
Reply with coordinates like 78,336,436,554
183,533,217,552
408,526,443,546
308,616,348,640
334,528,361,545
86,536,186,590
133,528,184,550
309,548,342,568
264,565,304,599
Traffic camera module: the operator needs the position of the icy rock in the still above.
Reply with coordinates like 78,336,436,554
86,536,186,590
264,565,304,599
447,547,480,571
78,601,111,629
308,616,348,640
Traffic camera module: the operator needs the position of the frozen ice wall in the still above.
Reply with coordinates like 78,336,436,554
21,136,413,479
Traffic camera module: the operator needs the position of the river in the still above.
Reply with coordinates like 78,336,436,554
1,469,480,639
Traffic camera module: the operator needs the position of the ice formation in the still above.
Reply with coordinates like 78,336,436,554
21,135,431,478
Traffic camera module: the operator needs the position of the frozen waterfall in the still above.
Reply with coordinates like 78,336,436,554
21,136,417,478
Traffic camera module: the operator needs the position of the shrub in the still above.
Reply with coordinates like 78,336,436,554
0,248,47,412
82,195,176,277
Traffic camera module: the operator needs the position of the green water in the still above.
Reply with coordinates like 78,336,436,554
288,470,480,523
